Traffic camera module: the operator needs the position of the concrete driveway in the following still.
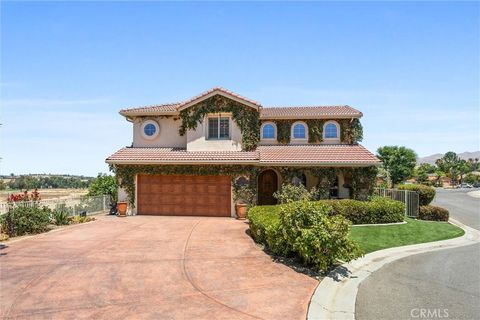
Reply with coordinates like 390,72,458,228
0,216,318,319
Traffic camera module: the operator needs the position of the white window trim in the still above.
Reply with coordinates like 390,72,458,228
323,120,340,141
207,114,231,140
291,121,308,141
140,120,160,140
260,122,277,140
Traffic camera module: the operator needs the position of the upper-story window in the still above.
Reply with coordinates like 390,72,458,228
261,122,276,139
323,121,340,140
292,122,307,139
141,120,160,140
208,116,230,139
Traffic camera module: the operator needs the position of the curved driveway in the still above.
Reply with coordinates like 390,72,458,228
0,216,317,319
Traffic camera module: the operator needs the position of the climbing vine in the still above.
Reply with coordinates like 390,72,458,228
274,120,295,144
178,95,260,151
348,166,378,200
110,164,377,207
263,118,363,144
340,119,363,144
110,164,260,207
305,119,324,143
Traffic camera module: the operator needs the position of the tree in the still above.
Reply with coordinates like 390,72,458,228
435,152,461,186
415,163,436,185
377,146,417,186
87,174,118,202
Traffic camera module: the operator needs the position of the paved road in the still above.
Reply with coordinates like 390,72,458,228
432,188,480,231
356,189,480,320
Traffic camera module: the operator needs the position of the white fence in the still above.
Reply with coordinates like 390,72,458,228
0,195,110,216
374,188,419,218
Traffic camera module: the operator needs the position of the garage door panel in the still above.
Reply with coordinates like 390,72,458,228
137,174,231,217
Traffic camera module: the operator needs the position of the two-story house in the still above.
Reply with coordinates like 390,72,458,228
106,87,380,217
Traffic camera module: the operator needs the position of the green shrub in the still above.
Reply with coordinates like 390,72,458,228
247,205,287,253
418,205,449,222
273,184,313,204
52,210,69,226
0,205,51,237
314,197,404,224
398,184,436,206
248,201,363,271
279,201,362,271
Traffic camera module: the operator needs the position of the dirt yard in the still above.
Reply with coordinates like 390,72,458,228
0,188,88,202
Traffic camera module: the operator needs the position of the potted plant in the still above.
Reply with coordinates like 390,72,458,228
117,201,128,217
233,185,255,220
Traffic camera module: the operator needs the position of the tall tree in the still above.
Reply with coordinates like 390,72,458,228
87,174,118,202
435,152,460,186
415,163,436,185
376,146,417,186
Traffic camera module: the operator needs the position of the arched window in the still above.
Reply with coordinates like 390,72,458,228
323,121,339,139
292,123,306,139
262,123,275,139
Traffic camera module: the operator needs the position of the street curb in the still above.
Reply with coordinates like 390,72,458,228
307,219,480,320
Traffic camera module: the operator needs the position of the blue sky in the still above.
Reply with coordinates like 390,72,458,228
1,1,479,176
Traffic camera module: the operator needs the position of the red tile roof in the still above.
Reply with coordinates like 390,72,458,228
118,87,362,119
120,103,179,116
106,147,259,164
106,144,379,165
257,144,379,164
176,87,262,110
260,106,362,119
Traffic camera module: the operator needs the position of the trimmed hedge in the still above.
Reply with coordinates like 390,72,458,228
398,184,436,206
321,197,404,224
418,205,449,222
248,201,362,271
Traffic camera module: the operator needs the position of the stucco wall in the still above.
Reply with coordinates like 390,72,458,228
186,116,242,151
133,117,186,148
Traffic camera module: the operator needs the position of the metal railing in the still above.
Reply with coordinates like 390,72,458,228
374,188,419,218
0,195,110,216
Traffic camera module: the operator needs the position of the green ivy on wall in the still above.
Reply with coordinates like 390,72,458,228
263,118,363,144
305,119,325,143
340,119,363,144
178,95,260,151
110,164,260,207
110,163,377,207
274,120,295,144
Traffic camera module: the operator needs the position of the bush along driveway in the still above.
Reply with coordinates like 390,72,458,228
0,215,318,320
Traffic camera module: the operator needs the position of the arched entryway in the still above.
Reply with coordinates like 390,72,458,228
258,169,279,205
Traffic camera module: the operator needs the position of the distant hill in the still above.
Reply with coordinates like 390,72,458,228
418,151,480,165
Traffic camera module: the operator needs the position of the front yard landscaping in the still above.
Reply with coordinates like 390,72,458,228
349,218,464,253
247,196,464,272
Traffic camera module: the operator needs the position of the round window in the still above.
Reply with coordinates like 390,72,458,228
144,124,156,136
141,120,160,139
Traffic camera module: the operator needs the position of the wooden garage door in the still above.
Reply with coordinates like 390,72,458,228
137,174,231,216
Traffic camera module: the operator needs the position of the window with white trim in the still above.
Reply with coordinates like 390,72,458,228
262,123,275,139
293,123,306,139
323,121,340,140
208,116,230,139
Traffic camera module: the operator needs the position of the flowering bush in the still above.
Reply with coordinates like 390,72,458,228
7,189,41,203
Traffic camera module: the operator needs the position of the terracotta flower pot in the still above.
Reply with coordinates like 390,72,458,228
235,203,248,220
117,202,128,217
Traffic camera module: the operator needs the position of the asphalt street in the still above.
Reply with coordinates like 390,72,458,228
356,188,480,320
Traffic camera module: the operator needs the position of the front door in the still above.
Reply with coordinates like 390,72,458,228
258,169,278,205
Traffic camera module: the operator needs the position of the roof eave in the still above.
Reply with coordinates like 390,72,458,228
259,114,362,120
176,90,261,111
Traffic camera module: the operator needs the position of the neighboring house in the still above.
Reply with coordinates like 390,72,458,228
106,87,380,217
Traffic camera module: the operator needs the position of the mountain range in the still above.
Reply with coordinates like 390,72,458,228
417,151,480,165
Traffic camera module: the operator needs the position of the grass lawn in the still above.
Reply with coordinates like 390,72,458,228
349,218,465,254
